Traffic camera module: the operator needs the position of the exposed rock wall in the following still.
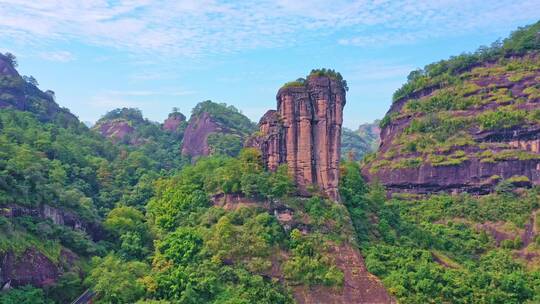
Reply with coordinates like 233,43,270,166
249,75,346,201
0,204,105,241
364,54,540,194
163,112,186,132
95,119,136,143
181,112,222,158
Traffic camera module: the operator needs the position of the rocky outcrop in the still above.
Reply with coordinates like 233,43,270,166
364,54,540,194
0,53,78,125
248,74,346,201
95,119,136,143
181,112,222,157
0,248,78,288
162,112,186,132
357,120,381,150
0,204,104,241
181,101,255,158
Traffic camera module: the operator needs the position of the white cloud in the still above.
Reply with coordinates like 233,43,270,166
0,0,538,57
40,50,75,62
105,89,196,97
88,88,196,110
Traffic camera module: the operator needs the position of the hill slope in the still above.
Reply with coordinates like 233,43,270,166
182,100,256,158
364,21,540,194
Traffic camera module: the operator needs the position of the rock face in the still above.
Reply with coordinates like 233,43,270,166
182,112,222,157
95,119,136,143
357,120,381,150
162,112,186,132
364,54,540,194
0,248,78,288
0,204,105,241
0,53,78,125
249,75,346,201
181,101,256,158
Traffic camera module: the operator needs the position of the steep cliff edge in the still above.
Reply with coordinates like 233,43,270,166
248,70,346,201
0,53,78,126
364,23,540,194
182,100,256,158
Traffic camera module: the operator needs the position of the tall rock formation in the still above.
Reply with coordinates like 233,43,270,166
248,72,346,201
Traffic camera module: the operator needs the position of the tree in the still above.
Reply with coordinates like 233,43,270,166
3,52,17,67
0,286,50,304
85,255,148,304
23,75,39,87
104,206,147,237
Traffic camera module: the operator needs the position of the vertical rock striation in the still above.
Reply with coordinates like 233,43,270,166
249,74,346,201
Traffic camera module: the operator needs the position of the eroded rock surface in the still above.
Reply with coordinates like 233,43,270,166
364,54,540,194
249,75,346,201
0,248,78,288
163,112,186,132
181,112,222,157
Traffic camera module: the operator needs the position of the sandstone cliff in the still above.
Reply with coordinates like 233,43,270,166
162,111,186,132
364,53,540,194
182,112,223,157
248,72,346,201
182,100,255,158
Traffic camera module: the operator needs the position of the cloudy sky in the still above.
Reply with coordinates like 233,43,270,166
0,0,538,128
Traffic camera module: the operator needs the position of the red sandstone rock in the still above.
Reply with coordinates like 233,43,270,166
181,112,222,158
163,112,186,132
0,248,78,288
364,56,540,194
96,119,135,143
249,75,346,201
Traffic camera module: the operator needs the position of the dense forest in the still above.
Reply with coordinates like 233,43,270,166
0,20,540,304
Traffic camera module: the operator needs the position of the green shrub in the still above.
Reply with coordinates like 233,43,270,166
477,109,526,130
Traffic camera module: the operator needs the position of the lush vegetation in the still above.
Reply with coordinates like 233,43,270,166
340,162,540,303
281,68,348,91
0,99,187,302
191,100,256,136
93,107,188,170
393,20,540,102
2,21,540,303
80,148,352,303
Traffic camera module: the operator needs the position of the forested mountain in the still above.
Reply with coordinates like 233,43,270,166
358,20,540,303
365,21,540,194
341,120,381,161
93,107,188,170
182,100,257,158
0,20,539,304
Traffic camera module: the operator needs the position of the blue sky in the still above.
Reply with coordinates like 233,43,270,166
0,1,538,128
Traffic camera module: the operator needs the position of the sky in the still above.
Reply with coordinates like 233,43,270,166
0,1,538,129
